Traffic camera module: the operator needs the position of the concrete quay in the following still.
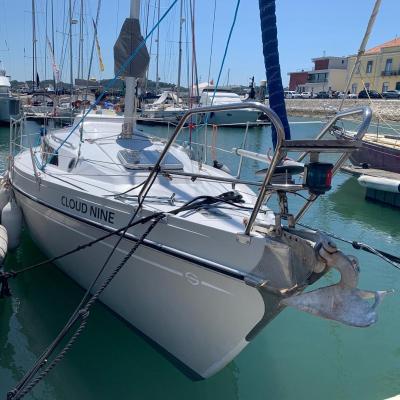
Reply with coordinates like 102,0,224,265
272,98,400,122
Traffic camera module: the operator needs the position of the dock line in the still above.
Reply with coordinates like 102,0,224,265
297,222,400,269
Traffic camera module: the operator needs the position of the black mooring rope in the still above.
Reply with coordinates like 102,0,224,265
7,214,164,400
297,222,400,269
0,192,248,295
0,212,163,299
6,191,247,399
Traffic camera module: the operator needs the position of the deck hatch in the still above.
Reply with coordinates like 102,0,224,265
118,148,183,170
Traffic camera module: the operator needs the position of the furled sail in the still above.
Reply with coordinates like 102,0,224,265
113,18,149,78
258,0,291,147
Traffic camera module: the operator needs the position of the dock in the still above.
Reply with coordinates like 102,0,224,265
341,164,400,207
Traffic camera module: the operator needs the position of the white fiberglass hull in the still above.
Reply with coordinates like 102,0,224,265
0,97,20,123
206,109,261,126
141,108,186,124
10,113,315,378
14,187,268,378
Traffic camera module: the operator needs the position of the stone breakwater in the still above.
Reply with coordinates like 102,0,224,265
268,99,400,122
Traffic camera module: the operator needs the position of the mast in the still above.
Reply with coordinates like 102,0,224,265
155,0,160,94
44,0,48,82
258,0,291,148
51,0,56,91
143,0,152,93
123,0,140,137
31,0,37,91
85,0,102,101
69,0,74,110
339,0,381,110
176,0,183,101
78,0,84,79
190,0,200,99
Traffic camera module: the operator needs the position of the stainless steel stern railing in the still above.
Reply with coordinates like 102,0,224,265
137,102,286,235
137,102,373,236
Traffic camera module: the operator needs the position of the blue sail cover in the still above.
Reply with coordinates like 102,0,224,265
259,0,291,147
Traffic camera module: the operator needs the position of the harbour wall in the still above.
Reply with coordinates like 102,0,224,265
271,99,400,122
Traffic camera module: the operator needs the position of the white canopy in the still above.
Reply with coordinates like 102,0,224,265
0,71,11,88
153,91,182,105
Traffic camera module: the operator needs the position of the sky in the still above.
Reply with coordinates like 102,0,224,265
0,0,399,87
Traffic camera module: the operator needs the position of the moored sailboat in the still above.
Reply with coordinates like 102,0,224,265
5,0,389,394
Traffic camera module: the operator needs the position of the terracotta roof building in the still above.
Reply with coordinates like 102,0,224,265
365,38,400,55
347,38,400,94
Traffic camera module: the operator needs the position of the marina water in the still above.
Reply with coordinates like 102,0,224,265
1,117,400,399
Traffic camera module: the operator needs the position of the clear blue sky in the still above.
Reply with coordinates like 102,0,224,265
0,0,398,87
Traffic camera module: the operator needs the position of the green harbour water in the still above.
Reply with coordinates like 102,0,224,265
0,117,400,399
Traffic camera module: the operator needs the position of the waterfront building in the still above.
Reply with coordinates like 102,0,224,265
347,38,400,94
288,56,348,94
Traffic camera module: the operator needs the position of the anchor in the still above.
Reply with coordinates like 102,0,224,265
282,238,392,327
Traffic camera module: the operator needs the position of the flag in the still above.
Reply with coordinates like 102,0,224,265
47,37,60,82
93,19,104,72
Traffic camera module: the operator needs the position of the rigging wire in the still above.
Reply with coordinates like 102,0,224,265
189,0,241,162
6,214,164,400
5,191,247,399
144,0,157,93
84,0,102,101
210,0,241,105
1,192,253,285
40,0,179,171
184,0,191,96
206,0,217,85
297,222,400,269
359,74,400,137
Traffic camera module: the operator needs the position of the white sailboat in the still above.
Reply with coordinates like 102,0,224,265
141,90,188,123
8,0,387,382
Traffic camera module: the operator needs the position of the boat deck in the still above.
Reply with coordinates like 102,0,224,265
341,164,400,180
363,133,400,150
341,164,400,208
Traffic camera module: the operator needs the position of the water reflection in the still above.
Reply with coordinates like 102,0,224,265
329,176,400,238
1,118,400,399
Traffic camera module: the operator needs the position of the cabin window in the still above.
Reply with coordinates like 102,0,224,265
0,87,9,94
366,61,373,74
49,152,59,166
44,143,59,166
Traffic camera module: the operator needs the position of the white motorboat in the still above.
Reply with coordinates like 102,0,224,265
0,67,20,124
6,0,388,388
199,87,263,126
